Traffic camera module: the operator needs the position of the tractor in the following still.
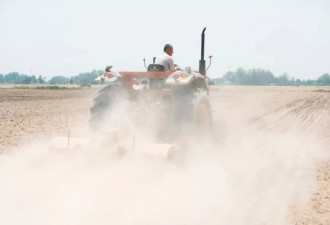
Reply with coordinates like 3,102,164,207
90,28,213,148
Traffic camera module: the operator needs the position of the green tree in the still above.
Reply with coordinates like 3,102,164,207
49,76,69,84
316,73,330,85
223,71,234,83
276,73,290,86
305,79,315,86
77,69,103,84
0,74,5,83
20,74,30,84
295,79,302,86
5,72,20,83
30,75,37,84
38,75,42,84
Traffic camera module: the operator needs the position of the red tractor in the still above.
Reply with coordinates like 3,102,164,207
90,28,212,145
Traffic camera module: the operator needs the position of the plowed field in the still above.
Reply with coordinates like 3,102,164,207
0,86,329,224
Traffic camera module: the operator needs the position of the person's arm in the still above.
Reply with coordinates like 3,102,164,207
169,57,176,71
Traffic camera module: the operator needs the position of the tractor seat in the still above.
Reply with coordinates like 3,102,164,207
147,64,166,89
147,64,165,72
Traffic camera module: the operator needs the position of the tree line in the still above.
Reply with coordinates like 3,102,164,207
47,70,104,85
0,72,45,84
1,68,330,86
212,68,330,86
0,70,103,85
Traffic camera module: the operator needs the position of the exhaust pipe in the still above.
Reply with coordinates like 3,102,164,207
199,27,206,76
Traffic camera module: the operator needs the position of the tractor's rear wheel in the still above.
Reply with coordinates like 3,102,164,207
191,90,212,136
172,87,212,137
89,83,127,131
168,87,212,159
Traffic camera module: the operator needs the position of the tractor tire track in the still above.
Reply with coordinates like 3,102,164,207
255,93,330,136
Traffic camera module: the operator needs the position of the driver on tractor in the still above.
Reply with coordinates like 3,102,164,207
155,44,178,71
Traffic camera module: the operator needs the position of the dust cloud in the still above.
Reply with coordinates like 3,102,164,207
0,93,328,225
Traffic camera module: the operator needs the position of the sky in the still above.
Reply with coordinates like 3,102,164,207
0,0,329,79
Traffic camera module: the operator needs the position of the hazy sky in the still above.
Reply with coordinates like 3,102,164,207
0,0,329,79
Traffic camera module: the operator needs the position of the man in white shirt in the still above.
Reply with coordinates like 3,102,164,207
155,44,176,71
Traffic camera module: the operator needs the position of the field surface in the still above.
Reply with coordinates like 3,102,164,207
0,85,329,224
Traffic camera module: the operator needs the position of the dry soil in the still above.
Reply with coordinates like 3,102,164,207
0,85,329,224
